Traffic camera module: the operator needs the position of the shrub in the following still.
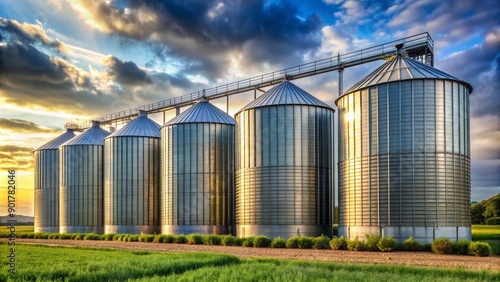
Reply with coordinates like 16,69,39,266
25,233,35,239
128,235,140,242
298,236,314,249
242,237,254,247
112,234,121,241
253,236,272,248
432,238,453,254
377,237,397,252
48,233,59,239
422,243,432,252
203,235,222,245
59,233,71,240
312,235,330,249
401,237,422,251
84,233,102,241
329,236,347,250
187,234,203,245
347,236,367,251
74,234,84,240
18,233,27,239
174,235,187,244
102,234,115,241
221,235,236,246
365,234,382,251
286,236,300,248
164,234,175,243
468,242,492,257
153,235,166,243
138,234,155,242
234,237,245,246
271,237,286,248
453,239,471,255
485,217,500,225
41,233,50,239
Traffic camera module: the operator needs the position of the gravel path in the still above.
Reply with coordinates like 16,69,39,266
15,239,500,271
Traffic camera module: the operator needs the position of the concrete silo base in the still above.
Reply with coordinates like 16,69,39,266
34,227,59,233
162,225,232,235
105,225,159,235
236,225,332,239
60,226,104,234
339,226,471,244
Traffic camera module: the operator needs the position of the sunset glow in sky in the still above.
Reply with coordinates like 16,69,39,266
0,0,498,216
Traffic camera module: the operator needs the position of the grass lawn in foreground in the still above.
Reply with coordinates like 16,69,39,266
0,244,498,282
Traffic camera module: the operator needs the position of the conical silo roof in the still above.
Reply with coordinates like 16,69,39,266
35,129,76,151
236,80,332,114
165,98,236,126
342,55,473,96
106,111,160,138
60,121,110,146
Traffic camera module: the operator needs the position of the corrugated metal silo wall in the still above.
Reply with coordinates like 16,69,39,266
104,136,160,234
59,145,105,233
337,79,470,243
161,123,235,235
34,149,59,233
235,105,334,238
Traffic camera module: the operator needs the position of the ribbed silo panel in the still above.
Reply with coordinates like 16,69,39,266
336,59,472,243
161,122,235,235
104,136,160,234
59,145,105,233
235,102,334,239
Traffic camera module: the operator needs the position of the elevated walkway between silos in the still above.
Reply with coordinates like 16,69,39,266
65,32,434,131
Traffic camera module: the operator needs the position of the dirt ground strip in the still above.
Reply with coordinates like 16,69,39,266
11,239,500,271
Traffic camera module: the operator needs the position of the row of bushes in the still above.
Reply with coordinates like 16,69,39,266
330,235,491,256
10,232,491,256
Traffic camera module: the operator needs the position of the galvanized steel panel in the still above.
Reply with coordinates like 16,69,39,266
161,101,235,235
59,123,109,233
166,99,236,125
34,130,75,233
107,111,160,138
336,60,472,243
235,81,334,239
104,132,161,234
237,81,332,114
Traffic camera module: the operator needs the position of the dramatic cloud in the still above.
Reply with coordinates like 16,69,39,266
103,55,153,85
0,118,61,133
0,145,34,170
68,0,323,79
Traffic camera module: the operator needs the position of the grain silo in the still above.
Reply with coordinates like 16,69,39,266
34,129,76,233
104,110,161,234
161,98,235,235
235,80,334,239
336,45,472,243
59,121,110,234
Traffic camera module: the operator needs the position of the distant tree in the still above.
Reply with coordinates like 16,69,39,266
471,203,486,224
483,194,500,219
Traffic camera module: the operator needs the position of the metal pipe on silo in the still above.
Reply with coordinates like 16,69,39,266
34,129,75,233
336,45,473,243
161,98,235,235
104,110,161,234
235,80,335,239
59,121,110,234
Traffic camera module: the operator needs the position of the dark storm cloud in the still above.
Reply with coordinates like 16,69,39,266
103,56,153,85
0,118,60,133
70,0,322,79
439,29,500,118
0,17,66,53
0,42,113,115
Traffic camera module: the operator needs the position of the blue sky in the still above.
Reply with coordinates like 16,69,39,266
0,0,498,215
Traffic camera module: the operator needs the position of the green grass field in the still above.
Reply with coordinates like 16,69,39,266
472,224,500,255
0,244,498,282
0,226,33,235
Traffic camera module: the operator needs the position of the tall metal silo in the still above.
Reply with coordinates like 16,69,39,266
161,98,235,235
104,110,161,234
336,45,473,243
34,129,76,233
235,80,335,239
59,121,110,234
